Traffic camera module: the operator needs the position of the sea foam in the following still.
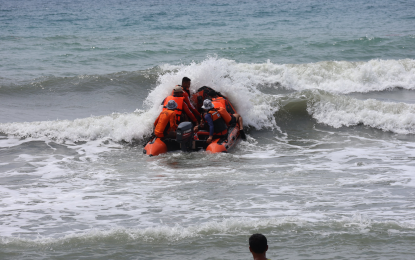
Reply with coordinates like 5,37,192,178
306,90,415,134
1,58,415,141
1,216,414,246
161,57,415,94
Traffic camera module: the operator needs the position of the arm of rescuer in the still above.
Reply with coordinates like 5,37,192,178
204,113,214,143
182,91,201,120
182,102,199,126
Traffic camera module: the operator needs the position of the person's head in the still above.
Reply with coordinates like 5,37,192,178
207,90,217,98
201,99,214,111
173,85,183,96
249,234,268,255
182,77,191,90
166,100,178,110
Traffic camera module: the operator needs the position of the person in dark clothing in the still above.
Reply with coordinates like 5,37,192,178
201,99,228,144
249,234,269,260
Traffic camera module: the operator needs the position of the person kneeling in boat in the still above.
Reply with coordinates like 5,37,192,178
179,77,200,120
153,100,179,139
201,99,230,144
208,90,246,140
161,85,199,127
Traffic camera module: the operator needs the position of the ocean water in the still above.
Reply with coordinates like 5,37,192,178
1,0,415,259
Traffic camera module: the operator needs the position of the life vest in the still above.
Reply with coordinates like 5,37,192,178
212,97,226,109
163,96,184,121
208,109,228,135
215,107,232,125
212,97,235,113
154,110,177,138
212,97,226,108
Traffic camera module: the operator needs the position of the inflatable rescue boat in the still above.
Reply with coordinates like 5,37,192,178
143,87,242,156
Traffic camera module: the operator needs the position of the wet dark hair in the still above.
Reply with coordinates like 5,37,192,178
249,234,267,254
207,90,217,97
182,77,191,83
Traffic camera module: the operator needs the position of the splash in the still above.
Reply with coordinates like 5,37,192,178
157,57,415,94
306,90,415,134
2,57,415,141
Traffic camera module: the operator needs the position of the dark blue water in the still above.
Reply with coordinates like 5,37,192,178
1,0,414,81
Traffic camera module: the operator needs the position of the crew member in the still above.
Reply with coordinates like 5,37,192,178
208,90,246,140
201,99,229,144
181,77,192,97
161,85,199,127
170,77,200,120
208,90,234,113
154,100,179,138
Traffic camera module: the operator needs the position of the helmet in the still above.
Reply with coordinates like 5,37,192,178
173,85,183,93
166,100,178,110
201,99,214,110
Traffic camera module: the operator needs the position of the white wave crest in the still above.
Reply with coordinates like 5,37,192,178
161,57,415,94
1,216,414,246
0,110,158,142
151,58,282,129
2,57,414,141
307,90,415,134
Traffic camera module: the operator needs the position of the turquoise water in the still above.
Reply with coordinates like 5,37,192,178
1,0,415,259
2,0,415,81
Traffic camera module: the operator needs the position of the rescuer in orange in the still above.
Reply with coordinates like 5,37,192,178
154,100,179,138
162,86,199,128
207,90,246,140
201,99,229,144
168,77,200,121
208,90,234,113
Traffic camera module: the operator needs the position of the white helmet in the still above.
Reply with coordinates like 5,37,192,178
166,100,178,110
201,99,214,110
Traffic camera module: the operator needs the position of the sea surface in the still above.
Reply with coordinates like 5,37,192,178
1,0,415,259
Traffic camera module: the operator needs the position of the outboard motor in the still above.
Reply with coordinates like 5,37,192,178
176,122,194,152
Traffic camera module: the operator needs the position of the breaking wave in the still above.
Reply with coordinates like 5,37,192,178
1,57,415,142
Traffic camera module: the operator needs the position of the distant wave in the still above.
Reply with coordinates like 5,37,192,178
0,69,161,96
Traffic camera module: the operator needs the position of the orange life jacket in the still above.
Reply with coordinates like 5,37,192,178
163,96,184,122
208,109,228,135
154,110,177,138
212,96,235,114
215,107,232,125
212,98,226,108
212,97,226,109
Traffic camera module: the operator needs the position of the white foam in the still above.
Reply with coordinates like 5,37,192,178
307,91,415,134
151,58,282,129
162,57,415,94
0,110,157,143
2,58,415,142
1,215,414,246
